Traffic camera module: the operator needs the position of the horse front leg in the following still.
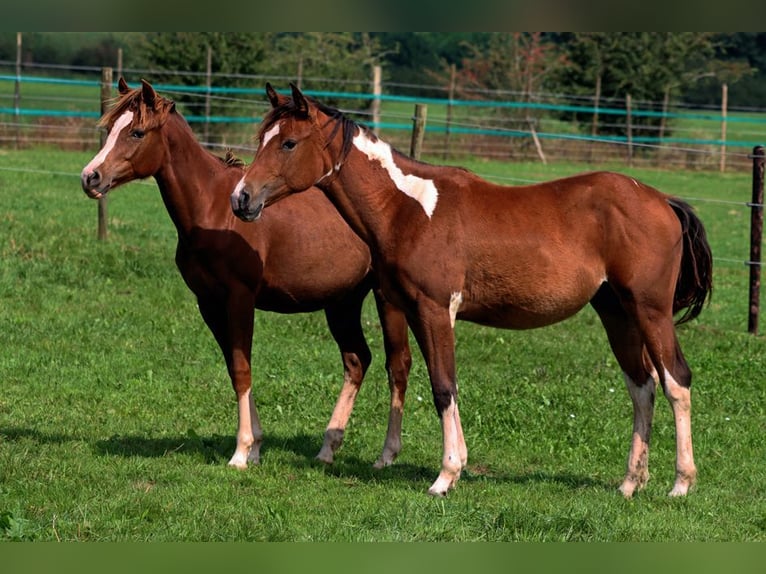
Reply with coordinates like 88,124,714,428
197,293,261,469
372,293,412,469
316,296,372,464
409,301,466,496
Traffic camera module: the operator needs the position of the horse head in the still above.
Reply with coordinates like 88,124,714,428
81,77,176,199
230,83,342,221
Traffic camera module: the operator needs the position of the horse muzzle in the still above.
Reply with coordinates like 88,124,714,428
230,186,264,222
81,169,110,200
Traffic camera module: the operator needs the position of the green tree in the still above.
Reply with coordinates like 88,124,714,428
263,32,388,107
555,32,727,138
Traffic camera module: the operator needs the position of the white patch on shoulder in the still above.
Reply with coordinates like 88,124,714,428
352,132,438,218
449,291,463,328
260,123,281,152
82,110,134,176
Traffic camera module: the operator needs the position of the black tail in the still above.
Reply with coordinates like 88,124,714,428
668,198,713,325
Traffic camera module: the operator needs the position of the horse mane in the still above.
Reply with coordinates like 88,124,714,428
220,149,245,168
97,86,173,132
99,85,244,172
259,95,372,167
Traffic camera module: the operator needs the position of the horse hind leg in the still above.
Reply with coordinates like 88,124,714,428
372,292,412,469
622,299,697,496
316,293,372,464
592,287,656,498
630,299,697,497
658,342,696,496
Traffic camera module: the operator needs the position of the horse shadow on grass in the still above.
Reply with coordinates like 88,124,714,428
0,426,614,492
89,429,614,492
90,430,438,486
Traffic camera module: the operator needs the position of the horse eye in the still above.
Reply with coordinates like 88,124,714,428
282,140,296,151
131,129,145,139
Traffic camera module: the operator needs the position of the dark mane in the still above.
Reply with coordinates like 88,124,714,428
259,95,373,167
220,149,245,169
97,86,173,132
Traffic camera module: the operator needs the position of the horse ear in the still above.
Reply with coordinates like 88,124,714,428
289,82,310,117
118,77,130,95
266,83,280,108
140,79,157,108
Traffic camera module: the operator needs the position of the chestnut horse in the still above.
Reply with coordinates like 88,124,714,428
81,78,413,471
231,84,713,498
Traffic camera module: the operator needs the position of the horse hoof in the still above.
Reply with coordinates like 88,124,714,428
668,482,692,497
227,460,248,471
315,452,334,465
427,487,449,497
618,482,636,499
373,451,398,469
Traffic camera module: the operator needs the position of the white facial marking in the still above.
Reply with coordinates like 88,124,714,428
82,110,134,177
449,291,463,328
260,123,280,153
352,132,438,218
233,176,247,198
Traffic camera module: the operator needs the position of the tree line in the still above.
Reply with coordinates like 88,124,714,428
1,32,763,139
2,32,762,101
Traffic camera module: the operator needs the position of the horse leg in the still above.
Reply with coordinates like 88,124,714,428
598,284,697,497
592,287,656,498
371,292,412,468
315,290,372,464
408,299,465,496
637,315,697,497
197,293,262,468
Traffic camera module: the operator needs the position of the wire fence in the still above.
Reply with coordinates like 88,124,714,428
1,64,765,173
0,65,763,329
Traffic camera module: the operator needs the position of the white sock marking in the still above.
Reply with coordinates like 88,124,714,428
82,110,134,177
449,291,463,328
352,132,438,218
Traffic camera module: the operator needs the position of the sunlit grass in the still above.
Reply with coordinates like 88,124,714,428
0,148,764,541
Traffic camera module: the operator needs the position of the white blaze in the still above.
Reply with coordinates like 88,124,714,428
233,175,247,198
352,132,438,218
82,110,134,176
260,123,280,153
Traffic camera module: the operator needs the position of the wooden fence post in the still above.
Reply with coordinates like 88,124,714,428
748,145,764,334
444,63,456,160
14,32,21,149
720,83,728,173
204,45,212,146
410,104,427,160
371,65,381,137
626,93,633,167
98,67,113,241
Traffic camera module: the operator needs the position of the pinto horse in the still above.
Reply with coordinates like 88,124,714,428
80,78,413,471
230,83,713,498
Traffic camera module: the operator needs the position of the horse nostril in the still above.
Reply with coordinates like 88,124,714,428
87,170,101,187
239,189,250,208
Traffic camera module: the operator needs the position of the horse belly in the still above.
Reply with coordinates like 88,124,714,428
458,269,601,330
458,298,588,330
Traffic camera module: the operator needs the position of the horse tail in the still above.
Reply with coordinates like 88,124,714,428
667,197,713,325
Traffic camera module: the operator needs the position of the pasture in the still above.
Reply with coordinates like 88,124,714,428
0,147,764,541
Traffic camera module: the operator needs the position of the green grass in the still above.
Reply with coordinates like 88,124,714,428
0,148,764,541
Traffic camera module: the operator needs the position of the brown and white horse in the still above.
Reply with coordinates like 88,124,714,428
231,83,713,497
81,78,413,471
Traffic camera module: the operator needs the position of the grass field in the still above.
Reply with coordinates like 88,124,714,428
0,147,764,542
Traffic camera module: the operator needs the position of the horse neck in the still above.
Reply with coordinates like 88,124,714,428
153,115,237,236
325,138,435,247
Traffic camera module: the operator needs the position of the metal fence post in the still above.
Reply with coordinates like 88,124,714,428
748,145,764,334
